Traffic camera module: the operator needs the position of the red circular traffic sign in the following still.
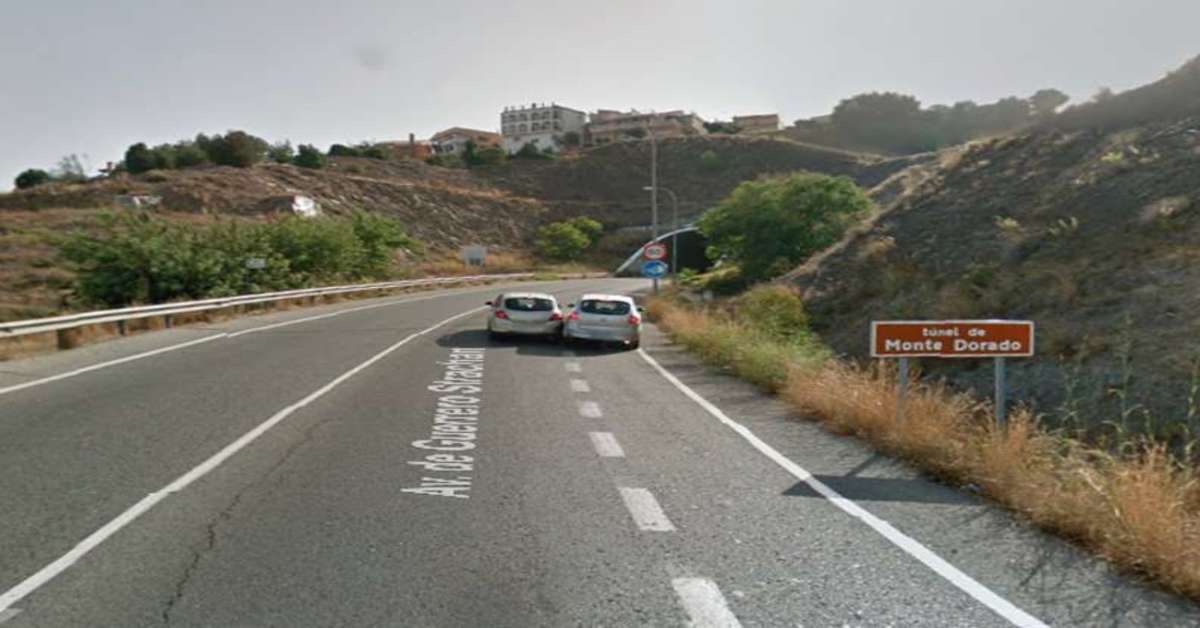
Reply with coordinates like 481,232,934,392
643,242,668,260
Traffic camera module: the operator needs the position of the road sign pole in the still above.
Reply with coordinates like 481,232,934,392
994,356,1006,427
897,357,908,423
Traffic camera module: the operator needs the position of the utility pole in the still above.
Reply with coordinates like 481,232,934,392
644,185,679,283
649,124,659,295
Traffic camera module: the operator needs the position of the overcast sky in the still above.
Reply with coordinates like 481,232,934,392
2,0,1198,188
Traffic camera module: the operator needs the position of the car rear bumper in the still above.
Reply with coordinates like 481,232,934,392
491,319,562,335
563,324,639,343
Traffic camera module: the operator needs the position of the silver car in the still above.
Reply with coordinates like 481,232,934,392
486,292,564,340
562,293,643,349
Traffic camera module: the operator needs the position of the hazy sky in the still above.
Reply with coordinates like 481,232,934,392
2,0,1198,188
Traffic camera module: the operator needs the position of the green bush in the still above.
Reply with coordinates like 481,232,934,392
361,143,389,160
535,222,590,261
197,131,269,167
697,172,872,281
292,144,325,169
699,149,722,171
267,141,295,164
124,143,158,174
329,144,361,157
425,153,464,168
735,285,810,340
514,142,552,159
567,216,603,240
172,142,208,167
59,212,419,307
475,146,506,165
14,168,51,189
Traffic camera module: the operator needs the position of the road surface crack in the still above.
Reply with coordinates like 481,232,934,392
159,411,343,625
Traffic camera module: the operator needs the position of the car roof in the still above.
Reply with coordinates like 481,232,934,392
578,293,635,302
500,292,557,300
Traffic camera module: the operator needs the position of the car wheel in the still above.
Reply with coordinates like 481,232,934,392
489,329,504,341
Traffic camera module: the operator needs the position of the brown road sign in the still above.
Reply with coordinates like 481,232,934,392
871,320,1034,358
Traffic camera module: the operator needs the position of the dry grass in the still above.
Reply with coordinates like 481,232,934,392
650,296,1200,599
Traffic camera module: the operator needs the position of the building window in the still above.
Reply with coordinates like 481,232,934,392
519,124,527,132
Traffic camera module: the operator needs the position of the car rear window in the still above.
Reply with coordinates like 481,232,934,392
503,297,554,311
579,300,631,315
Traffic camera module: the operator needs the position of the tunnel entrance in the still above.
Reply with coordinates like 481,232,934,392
613,227,711,276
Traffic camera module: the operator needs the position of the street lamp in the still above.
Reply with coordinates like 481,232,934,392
643,185,679,282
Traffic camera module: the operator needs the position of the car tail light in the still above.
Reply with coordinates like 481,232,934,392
494,310,508,319
627,314,641,326
549,312,563,321
566,311,581,321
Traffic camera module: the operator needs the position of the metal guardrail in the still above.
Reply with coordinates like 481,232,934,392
0,273,537,339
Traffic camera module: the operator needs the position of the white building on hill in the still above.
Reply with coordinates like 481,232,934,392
500,103,587,154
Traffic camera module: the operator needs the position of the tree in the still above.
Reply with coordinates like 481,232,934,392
199,131,268,167
831,92,923,152
567,216,603,240
292,144,326,169
14,168,51,189
560,131,582,147
328,144,361,157
1030,88,1069,117
361,143,389,160
54,154,89,182
703,120,740,134
514,142,550,160
173,141,208,168
460,140,480,166
148,144,176,170
697,172,873,281
535,222,590,261
125,143,158,174
267,141,295,164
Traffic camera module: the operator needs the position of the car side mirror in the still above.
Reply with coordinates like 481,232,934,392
567,303,575,308
485,301,493,306
638,307,646,313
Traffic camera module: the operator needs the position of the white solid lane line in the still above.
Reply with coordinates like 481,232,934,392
0,609,20,624
565,361,582,373
0,333,227,397
618,487,676,532
588,431,625,458
637,348,1048,628
226,290,475,338
672,578,742,628
569,378,590,393
578,400,603,418
0,306,487,616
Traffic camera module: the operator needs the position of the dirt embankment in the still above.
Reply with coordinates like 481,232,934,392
790,96,1200,423
476,135,918,228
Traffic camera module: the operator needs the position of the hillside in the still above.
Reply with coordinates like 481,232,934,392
789,58,1200,424
0,135,916,322
478,135,919,227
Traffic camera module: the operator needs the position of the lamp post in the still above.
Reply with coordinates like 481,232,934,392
647,124,659,294
643,185,679,282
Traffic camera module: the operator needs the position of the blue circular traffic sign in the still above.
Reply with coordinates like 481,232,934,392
642,260,669,278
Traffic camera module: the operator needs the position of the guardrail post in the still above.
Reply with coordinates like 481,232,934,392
116,320,127,336
164,314,173,329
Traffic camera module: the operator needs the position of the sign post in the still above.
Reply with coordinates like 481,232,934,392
871,320,1034,426
642,242,669,291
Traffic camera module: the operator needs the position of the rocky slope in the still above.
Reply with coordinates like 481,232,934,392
789,58,1200,426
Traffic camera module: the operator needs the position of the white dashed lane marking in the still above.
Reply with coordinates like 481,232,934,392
588,432,625,458
671,578,742,628
569,379,591,393
578,401,603,418
565,362,582,373
618,487,676,532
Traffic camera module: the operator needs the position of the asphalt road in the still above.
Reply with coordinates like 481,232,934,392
0,277,1196,627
